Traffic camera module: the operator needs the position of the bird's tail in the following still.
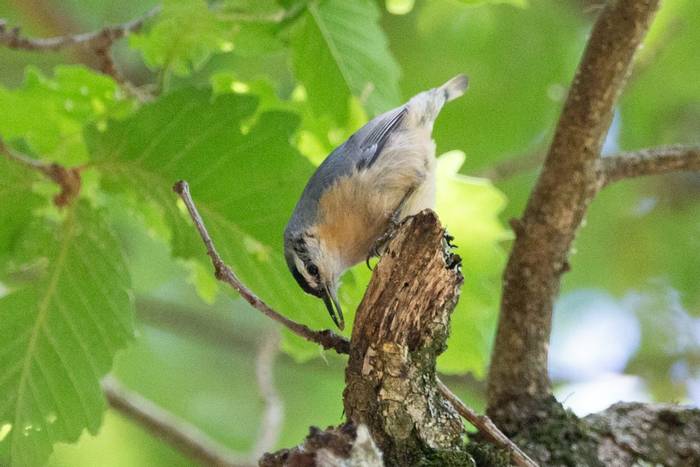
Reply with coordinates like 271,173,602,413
405,73,469,126
440,74,469,102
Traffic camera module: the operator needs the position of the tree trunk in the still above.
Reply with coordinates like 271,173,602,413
260,211,700,467
343,210,470,466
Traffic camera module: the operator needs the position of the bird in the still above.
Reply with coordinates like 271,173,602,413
284,75,469,330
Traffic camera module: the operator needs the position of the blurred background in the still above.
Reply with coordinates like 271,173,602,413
0,0,698,465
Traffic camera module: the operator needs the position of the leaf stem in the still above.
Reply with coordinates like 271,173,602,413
0,137,81,206
172,180,350,354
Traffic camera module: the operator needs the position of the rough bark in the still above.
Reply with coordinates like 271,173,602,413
585,402,700,466
343,210,472,466
261,211,478,466
259,424,383,467
172,182,700,466
493,400,700,467
601,146,700,187
487,0,661,428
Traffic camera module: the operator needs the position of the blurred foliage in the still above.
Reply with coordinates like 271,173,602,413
0,0,698,465
0,66,134,165
129,0,227,78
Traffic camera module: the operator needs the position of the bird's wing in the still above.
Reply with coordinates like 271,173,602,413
352,106,408,170
286,105,409,230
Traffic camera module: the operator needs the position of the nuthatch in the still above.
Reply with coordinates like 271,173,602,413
284,75,469,329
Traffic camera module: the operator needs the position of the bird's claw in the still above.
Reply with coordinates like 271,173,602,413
365,241,382,271
443,231,458,249
365,220,401,270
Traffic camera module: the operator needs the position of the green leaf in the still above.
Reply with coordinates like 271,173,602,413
290,0,401,122
0,203,135,467
215,0,287,56
129,0,228,78
433,151,510,375
86,88,338,359
0,66,133,165
457,0,528,7
0,159,43,262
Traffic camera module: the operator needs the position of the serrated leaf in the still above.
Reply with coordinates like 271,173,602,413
0,159,43,262
129,0,228,78
291,0,401,122
0,66,133,165
0,203,135,466
434,151,510,375
86,88,338,359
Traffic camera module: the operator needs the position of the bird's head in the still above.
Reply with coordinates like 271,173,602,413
284,230,344,330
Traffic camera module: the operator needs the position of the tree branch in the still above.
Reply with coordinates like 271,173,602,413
477,145,700,184
488,0,661,423
0,5,160,83
172,180,350,355
585,402,700,465
601,145,700,187
0,137,81,206
436,380,538,467
0,6,159,51
343,211,467,464
173,179,531,464
102,376,252,467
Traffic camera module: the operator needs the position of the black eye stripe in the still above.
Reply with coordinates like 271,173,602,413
306,263,319,276
290,263,320,297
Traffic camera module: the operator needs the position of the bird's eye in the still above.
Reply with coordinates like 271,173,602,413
306,263,319,276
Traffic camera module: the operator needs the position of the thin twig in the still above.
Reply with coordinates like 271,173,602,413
0,5,160,85
251,331,284,459
172,180,350,355
601,145,700,187
478,145,700,184
437,379,539,467
0,6,160,51
140,298,519,461
488,0,661,416
0,137,81,206
102,376,252,467
173,179,531,462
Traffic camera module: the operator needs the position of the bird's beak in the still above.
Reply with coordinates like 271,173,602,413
322,283,344,330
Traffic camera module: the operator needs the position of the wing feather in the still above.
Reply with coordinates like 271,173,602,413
355,106,407,169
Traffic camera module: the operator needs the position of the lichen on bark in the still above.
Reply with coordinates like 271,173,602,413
585,402,700,466
343,210,471,466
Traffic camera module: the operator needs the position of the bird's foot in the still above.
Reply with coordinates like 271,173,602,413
365,218,403,270
443,230,458,249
